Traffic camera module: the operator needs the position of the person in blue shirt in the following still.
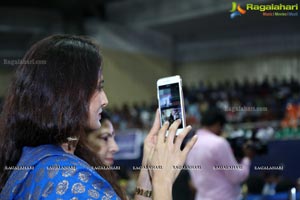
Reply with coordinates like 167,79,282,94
0,35,197,200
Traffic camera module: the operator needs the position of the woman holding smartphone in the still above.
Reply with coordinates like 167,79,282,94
0,35,197,200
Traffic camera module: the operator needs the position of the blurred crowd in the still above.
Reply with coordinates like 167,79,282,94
107,77,300,131
0,76,299,131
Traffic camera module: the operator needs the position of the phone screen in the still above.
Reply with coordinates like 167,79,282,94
158,83,183,128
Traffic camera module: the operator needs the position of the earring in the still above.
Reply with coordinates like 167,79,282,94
66,136,78,151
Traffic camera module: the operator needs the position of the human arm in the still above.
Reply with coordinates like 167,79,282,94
149,119,198,200
134,111,197,200
134,110,159,200
215,139,251,184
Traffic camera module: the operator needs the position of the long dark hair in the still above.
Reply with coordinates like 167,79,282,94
0,35,126,199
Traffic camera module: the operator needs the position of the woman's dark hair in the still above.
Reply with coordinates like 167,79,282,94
99,110,111,124
0,35,126,199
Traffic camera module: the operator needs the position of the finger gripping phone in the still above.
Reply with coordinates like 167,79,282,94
157,75,186,135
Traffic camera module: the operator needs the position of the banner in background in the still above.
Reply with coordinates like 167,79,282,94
114,129,144,160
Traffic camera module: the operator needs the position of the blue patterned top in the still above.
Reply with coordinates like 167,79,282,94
0,144,120,200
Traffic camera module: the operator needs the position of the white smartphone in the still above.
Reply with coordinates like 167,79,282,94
157,75,186,135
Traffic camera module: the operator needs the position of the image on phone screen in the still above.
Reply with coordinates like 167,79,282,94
158,83,183,128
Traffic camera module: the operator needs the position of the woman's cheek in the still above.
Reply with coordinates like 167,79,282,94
94,142,103,152
97,149,107,162
88,138,102,152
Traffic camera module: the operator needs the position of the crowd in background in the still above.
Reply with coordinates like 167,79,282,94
0,76,299,132
106,76,300,132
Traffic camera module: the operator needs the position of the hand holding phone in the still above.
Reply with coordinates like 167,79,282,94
157,75,186,135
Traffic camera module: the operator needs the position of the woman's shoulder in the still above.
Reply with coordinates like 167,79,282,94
20,144,80,165
25,144,91,168
28,154,115,199
1,144,119,200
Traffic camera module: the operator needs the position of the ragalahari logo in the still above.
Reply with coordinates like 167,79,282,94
230,2,247,19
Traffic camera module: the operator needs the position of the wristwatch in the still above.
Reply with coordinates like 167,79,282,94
135,187,152,198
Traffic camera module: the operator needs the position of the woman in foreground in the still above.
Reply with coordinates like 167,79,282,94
0,35,197,199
